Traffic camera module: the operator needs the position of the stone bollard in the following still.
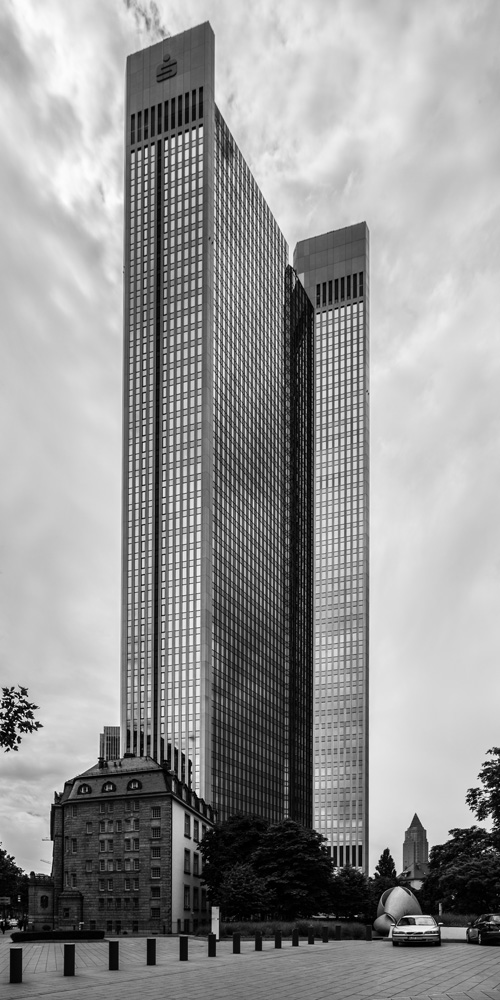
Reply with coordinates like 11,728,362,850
322,926,329,943
255,930,262,951
109,940,119,971
292,928,299,947
147,938,156,965
335,924,341,941
308,926,315,945
274,930,282,949
232,932,241,954
64,944,75,977
10,949,22,984
365,924,373,942
208,933,217,957
179,936,188,961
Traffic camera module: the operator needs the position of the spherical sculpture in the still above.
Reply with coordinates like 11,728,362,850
373,885,422,936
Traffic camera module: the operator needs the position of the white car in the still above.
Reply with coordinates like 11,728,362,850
392,914,441,947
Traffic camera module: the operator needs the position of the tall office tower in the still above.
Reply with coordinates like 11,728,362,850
403,814,429,871
99,726,121,761
294,227,369,869
121,23,313,824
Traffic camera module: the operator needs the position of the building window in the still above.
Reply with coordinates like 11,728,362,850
71,805,77,817
116,859,122,871
193,820,199,841
151,886,160,898
184,849,190,874
133,879,139,891
133,839,139,851
71,874,77,887
201,889,207,911
108,839,114,853
184,814,191,838
64,837,69,854
108,879,114,891
116,820,122,833
315,284,320,307
151,867,161,879
107,898,113,911
71,839,77,854
99,859,106,872
193,853,199,876
77,784,92,795
193,887,199,910
86,822,93,835
133,818,139,831
102,782,116,793
99,821,106,833
151,827,161,839
85,860,92,873
133,859,140,871
184,886,190,910
151,847,160,859
151,907,160,919
98,899,104,911
115,898,122,910
127,780,142,791
353,273,358,297
359,271,364,296
124,879,131,891
125,839,131,851
151,806,161,819
99,841,106,853
99,879,105,891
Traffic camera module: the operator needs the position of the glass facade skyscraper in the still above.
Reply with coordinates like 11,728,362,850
294,227,369,869
121,23,314,825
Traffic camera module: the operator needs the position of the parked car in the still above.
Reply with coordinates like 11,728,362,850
392,914,441,946
466,914,500,945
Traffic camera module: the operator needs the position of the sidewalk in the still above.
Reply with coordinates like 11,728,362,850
1,932,500,1000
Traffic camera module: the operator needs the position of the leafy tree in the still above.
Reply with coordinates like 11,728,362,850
374,848,398,881
466,748,500,847
253,819,335,919
198,814,269,901
0,844,25,906
330,865,371,920
0,686,42,752
422,827,499,913
216,863,271,920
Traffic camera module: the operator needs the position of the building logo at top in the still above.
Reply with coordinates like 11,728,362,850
156,54,177,82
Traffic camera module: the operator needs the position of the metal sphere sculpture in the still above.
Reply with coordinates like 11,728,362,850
373,885,422,936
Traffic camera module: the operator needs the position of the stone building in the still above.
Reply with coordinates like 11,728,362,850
50,756,214,934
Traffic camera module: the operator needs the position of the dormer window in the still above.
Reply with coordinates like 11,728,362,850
102,782,116,793
77,784,92,795
127,779,142,791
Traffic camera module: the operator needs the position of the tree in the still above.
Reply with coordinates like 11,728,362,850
253,819,335,919
198,814,269,901
330,865,371,920
422,827,499,913
374,848,398,881
0,686,42,752
0,844,25,907
216,863,271,920
466,748,500,847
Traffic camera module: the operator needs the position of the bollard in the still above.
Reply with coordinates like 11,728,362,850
322,926,329,943
274,930,282,949
232,932,241,954
335,924,341,941
365,924,373,941
64,943,75,977
255,930,262,951
10,949,22,984
147,938,156,965
208,933,217,957
179,936,188,961
292,928,299,947
109,940,119,971
308,926,315,945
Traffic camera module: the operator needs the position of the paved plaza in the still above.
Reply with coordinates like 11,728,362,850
1,933,500,1000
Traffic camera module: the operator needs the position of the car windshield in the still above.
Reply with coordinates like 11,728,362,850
483,915,500,924
398,916,435,926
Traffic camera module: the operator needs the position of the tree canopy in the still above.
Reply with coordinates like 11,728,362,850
466,748,500,847
0,686,42,752
374,848,398,881
422,826,500,913
198,814,335,919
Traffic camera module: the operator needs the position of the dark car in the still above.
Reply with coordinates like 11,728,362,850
466,914,500,945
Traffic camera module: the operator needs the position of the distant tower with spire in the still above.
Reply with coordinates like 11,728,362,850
403,813,429,870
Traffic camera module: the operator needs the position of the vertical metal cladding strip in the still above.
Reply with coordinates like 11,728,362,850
153,136,163,760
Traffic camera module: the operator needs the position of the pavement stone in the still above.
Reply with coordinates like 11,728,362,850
0,934,500,1000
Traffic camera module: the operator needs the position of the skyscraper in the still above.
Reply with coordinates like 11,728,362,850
403,813,429,871
294,229,369,869
121,23,313,825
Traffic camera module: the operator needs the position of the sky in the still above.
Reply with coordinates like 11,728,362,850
1,0,499,878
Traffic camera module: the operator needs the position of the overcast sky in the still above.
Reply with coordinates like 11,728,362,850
1,0,499,878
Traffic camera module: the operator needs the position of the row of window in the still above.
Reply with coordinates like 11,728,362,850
130,89,204,146
315,273,364,307
77,779,142,795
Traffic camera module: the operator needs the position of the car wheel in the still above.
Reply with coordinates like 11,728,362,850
392,940,399,947
478,931,486,946
435,940,441,946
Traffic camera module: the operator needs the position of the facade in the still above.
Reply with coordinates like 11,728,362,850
294,227,369,869
50,756,214,934
402,813,429,872
121,22,314,826
99,726,121,761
